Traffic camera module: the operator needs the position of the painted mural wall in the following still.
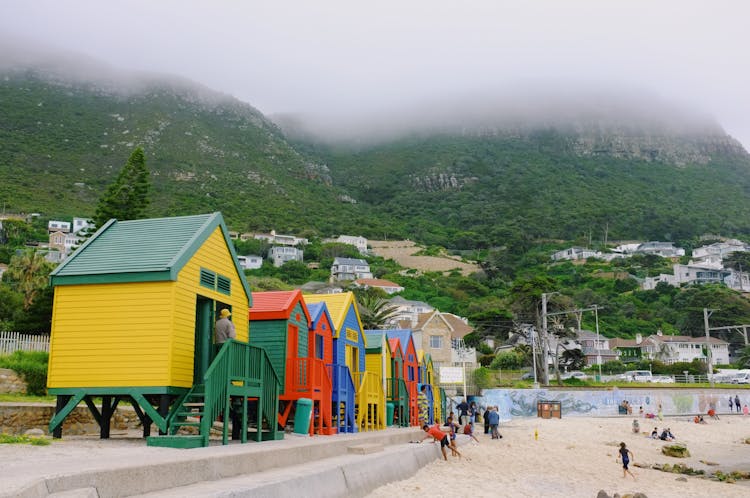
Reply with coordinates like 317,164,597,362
445,389,743,422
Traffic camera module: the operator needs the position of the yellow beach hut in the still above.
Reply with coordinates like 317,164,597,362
47,213,280,447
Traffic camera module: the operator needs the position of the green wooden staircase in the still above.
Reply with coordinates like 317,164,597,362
147,340,281,448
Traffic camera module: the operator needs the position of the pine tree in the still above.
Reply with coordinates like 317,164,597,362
93,147,151,227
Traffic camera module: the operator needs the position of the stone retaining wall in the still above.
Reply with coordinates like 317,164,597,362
0,403,144,435
0,368,27,394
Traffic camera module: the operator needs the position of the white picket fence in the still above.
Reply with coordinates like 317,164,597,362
0,331,50,355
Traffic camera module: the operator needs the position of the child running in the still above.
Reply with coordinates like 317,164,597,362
618,442,636,480
421,423,462,460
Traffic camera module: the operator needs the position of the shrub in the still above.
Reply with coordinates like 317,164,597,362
0,351,49,396
473,366,494,389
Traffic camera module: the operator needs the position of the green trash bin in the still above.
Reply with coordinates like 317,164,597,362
386,402,395,426
293,398,313,435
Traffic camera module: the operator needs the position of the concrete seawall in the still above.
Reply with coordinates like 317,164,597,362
4,427,464,498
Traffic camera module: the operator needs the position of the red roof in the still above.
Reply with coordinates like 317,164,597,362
250,289,310,322
355,278,402,288
388,338,403,358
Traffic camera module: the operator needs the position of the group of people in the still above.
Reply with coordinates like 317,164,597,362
729,394,749,415
421,399,504,461
649,426,675,441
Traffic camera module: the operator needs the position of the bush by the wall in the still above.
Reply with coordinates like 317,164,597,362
0,351,49,395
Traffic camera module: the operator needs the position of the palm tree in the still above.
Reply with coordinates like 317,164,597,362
6,249,54,310
354,289,399,330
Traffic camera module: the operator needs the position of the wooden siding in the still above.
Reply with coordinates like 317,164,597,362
248,320,288,387
334,306,365,371
172,226,250,386
48,281,174,388
290,302,309,358
48,226,251,390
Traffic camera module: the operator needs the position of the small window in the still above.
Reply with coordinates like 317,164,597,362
429,335,442,349
200,268,216,289
217,275,231,295
315,335,324,360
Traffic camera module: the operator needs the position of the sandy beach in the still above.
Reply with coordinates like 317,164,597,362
367,415,750,498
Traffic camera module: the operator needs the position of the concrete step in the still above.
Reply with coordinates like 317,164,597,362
131,433,445,498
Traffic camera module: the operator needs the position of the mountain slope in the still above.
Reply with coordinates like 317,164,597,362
2,50,750,248
280,106,750,247
0,67,361,234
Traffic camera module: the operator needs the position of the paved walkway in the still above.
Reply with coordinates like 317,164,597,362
1,427,444,498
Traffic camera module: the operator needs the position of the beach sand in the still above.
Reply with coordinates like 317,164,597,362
367,415,750,498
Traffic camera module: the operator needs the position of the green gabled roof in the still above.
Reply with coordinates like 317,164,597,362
50,213,252,301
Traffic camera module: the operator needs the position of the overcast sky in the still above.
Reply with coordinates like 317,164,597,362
1,0,749,148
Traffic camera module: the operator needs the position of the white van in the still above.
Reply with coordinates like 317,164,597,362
732,372,750,384
623,370,653,382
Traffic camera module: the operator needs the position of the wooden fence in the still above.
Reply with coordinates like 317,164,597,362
0,331,50,355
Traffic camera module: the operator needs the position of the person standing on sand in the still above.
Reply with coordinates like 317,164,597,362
729,396,734,413
735,395,741,413
483,406,491,434
618,442,636,480
657,403,663,421
457,399,469,426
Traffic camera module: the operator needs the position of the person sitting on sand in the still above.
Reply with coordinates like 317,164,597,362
659,428,674,440
638,406,644,417
708,408,719,420
618,442,637,480
421,424,461,460
631,419,640,433
650,427,658,439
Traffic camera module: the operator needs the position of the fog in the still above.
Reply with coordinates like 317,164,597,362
1,0,748,148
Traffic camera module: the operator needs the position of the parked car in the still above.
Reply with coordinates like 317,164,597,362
562,371,589,380
650,375,675,383
623,370,653,382
520,372,535,380
732,372,750,384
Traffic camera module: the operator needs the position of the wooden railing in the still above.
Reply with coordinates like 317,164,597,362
202,340,280,444
353,370,385,431
286,357,331,396
328,364,355,432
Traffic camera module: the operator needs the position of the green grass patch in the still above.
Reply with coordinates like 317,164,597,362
0,393,55,403
0,351,49,396
0,433,51,445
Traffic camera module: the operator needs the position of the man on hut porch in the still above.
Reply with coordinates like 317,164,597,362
214,308,236,355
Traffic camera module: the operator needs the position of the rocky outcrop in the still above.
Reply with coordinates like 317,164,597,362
0,368,27,394
0,404,143,435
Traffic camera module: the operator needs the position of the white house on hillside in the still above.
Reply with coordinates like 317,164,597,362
253,230,308,246
386,296,435,327
328,235,369,254
642,262,731,290
237,255,263,270
330,257,372,281
269,246,303,267
551,247,602,261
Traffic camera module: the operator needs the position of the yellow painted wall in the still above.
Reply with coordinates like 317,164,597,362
48,281,175,388
48,227,250,389
172,227,249,386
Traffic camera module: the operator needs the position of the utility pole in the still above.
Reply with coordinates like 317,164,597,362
594,305,602,381
541,293,550,385
529,325,538,387
704,308,714,387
